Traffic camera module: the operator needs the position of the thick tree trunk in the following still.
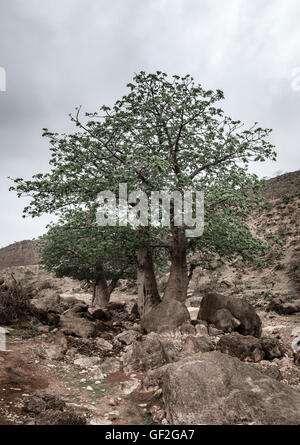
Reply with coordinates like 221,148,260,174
137,247,161,318
163,232,189,302
91,260,121,307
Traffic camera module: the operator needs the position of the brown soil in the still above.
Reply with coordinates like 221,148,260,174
0,331,157,425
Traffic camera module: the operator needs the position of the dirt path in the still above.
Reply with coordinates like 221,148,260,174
0,331,159,425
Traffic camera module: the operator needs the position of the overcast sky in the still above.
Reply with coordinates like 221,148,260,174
0,0,300,248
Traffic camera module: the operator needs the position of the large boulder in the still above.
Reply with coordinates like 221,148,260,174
162,351,300,425
30,294,61,313
59,313,98,338
141,298,191,333
122,332,180,372
216,332,285,362
217,333,264,362
183,335,214,355
198,292,262,337
267,297,300,315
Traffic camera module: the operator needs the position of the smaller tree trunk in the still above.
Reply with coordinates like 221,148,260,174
163,232,189,302
92,276,110,307
137,247,161,318
107,276,120,295
91,258,123,308
91,275,120,307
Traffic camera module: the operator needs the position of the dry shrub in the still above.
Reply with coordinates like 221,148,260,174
23,393,86,425
0,277,48,325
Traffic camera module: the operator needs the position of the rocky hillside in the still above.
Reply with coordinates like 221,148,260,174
188,169,300,301
262,170,300,200
0,240,39,270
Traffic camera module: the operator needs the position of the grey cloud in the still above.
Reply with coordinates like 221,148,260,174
0,0,300,246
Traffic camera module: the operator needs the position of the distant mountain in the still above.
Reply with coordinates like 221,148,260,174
0,239,39,270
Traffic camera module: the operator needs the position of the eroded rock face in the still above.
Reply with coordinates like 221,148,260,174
198,292,262,337
216,332,285,362
162,351,300,425
141,298,191,334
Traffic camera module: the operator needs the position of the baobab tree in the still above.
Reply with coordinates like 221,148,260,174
11,71,276,311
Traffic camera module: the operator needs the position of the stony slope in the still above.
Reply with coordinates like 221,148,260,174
188,170,300,302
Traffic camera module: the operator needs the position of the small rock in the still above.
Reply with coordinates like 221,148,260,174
195,324,208,336
45,344,66,361
97,357,120,375
208,326,224,336
120,378,141,395
89,417,112,425
38,326,51,333
95,338,113,351
115,330,142,345
292,327,300,337
74,356,101,369
180,323,196,336
108,410,119,419
183,336,214,355
262,325,286,336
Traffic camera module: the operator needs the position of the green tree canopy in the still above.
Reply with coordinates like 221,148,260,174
39,208,138,305
11,71,276,303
